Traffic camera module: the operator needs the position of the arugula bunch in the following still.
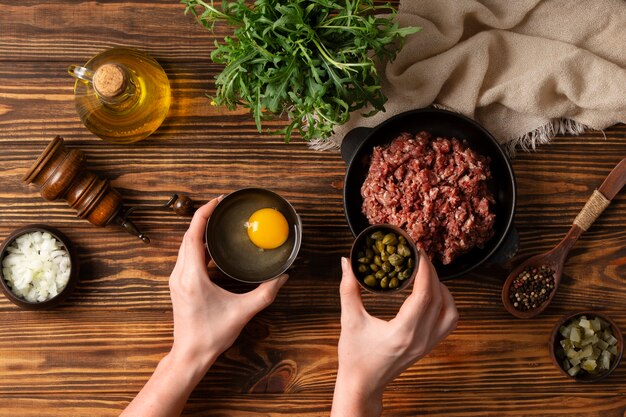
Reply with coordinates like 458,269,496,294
183,0,420,141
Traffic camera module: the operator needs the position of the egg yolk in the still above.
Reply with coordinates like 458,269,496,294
246,208,289,250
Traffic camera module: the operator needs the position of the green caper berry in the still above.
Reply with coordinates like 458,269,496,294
389,254,403,266
389,277,399,289
380,277,389,289
365,248,374,259
373,244,381,254
364,275,377,287
380,252,389,262
397,270,408,281
370,231,384,240
375,270,386,280
397,244,411,257
358,265,369,274
369,263,380,272
382,233,398,246
374,255,382,266
389,270,398,278
395,264,403,272
375,240,385,253
407,257,415,269
357,257,369,264
386,245,396,254
382,261,392,272
398,235,406,244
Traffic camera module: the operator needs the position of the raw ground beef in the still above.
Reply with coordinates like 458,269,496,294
361,131,496,265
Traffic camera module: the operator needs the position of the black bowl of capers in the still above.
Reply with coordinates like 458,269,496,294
350,225,419,293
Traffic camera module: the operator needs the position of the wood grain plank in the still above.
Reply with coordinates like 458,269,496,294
2,392,626,417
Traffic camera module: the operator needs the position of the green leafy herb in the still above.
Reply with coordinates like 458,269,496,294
182,0,420,142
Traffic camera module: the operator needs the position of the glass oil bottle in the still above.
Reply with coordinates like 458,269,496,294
69,48,171,144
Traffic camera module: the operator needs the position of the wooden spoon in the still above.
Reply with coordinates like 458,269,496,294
501,158,626,319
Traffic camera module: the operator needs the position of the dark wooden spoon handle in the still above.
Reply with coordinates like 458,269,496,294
573,158,626,231
598,158,626,200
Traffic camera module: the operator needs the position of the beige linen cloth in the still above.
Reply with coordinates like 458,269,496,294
316,0,626,153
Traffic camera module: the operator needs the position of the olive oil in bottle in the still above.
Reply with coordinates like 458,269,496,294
69,48,171,144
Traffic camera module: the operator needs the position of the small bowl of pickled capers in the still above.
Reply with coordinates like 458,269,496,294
350,225,418,293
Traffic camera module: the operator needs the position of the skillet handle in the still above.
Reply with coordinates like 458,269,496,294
341,127,372,164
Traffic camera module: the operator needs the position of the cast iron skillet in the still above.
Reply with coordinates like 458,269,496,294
342,108,517,280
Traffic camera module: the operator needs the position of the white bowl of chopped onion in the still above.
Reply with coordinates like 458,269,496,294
0,225,78,309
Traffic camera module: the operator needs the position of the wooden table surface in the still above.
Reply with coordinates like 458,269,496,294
1,2,625,416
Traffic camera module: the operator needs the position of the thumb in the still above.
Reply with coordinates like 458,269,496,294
339,257,365,318
245,274,289,314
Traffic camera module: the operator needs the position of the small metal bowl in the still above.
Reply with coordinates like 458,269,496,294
205,188,302,283
549,311,623,382
350,224,418,294
0,225,79,310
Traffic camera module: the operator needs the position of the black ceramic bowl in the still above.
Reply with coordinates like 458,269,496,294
350,224,418,294
342,108,516,280
0,225,79,310
205,188,302,283
550,311,623,382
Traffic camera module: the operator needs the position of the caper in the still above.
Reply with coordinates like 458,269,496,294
395,264,403,272
369,263,379,272
366,237,374,247
382,261,392,272
389,270,398,278
397,270,409,281
375,270,386,280
373,244,381,254
358,264,369,274
399,235,406,244
386,245,396,254
370,231,384,240
380,252,389,262
389,254,404,266
365,248,374,259
389,277,399,289
407,257,415,269
382,233,398,246
357,257,369,264
374,255,382,266
375,240,385,254
364,275,377,287
397,244,411,257
380,277,389,289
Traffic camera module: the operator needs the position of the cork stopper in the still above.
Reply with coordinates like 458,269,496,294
93,64,126,98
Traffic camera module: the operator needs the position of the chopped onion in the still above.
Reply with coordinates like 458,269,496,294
1,231,71,302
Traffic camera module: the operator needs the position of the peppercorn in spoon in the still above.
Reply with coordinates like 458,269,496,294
501,158,626,319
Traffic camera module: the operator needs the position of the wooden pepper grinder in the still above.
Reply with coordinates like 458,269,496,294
23,136,194,243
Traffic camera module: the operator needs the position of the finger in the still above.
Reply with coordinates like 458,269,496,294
339,257,366,319
433,283,459,343
187,197,221,243
244,274,289,314
185,197,222,263
170,232,188,279
396,251,441,322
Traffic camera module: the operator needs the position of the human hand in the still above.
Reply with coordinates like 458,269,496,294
168,198,289,371
331,254,458,417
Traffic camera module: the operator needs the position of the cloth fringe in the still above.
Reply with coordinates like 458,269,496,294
308,137,340,151
505,119,591,155
307,113,595,156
